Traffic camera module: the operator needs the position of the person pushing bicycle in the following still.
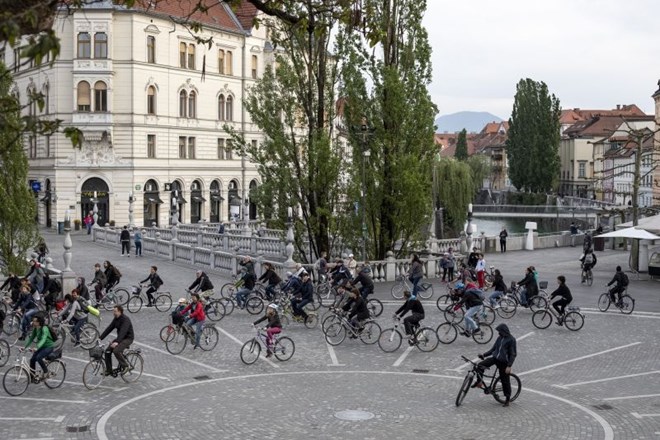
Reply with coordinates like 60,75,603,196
472,323,517,407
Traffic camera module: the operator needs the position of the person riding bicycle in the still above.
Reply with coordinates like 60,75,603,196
99,305,134,375
583,230,593,253
1,272,22,303
454,285,484,337
103,261,121,293
25,259,45,295
352,265,374,300
472,323,517,407
550,275,572,325
188,270,214,300
75,277,90,301
340,287,369,338
90,263,107,303
258,263,282,301
253,303,282,358
281,271,300,295
316,251,329,283
15,286,40,341
41,273,61,312
291,272,314,322
607,265,628,306
488,269,508,308
235,265,256,310
580,250,597,283
23,313,55,383
517,266,538,307
139,266,163,308
394,290,425,343
179,293,205,349
467,247,480,269
57,290,88,346
330,259,352,288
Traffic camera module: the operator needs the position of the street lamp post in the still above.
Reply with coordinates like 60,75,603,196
360,123,372,261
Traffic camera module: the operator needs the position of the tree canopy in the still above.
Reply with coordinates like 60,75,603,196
455,128,468,161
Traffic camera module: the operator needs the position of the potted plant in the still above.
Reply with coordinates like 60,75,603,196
74,219,81,231
109,220,115,227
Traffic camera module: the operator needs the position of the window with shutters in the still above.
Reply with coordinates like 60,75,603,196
77,81,91,112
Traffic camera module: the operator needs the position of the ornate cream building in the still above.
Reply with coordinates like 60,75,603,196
6,0,267,227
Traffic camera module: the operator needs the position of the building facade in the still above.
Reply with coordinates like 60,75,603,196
6,0,267,228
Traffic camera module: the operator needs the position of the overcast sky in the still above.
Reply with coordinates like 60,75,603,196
423,0,660,119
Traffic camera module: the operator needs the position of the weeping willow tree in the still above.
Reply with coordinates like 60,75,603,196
434,158,475,237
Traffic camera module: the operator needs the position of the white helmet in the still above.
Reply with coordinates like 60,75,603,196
267,303,278,310
178,298,187,305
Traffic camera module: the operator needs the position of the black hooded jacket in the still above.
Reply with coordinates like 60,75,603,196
483,324,517,367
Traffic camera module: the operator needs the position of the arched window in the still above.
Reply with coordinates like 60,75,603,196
147,36,156,63
188,91,196,119
77,81,91,112
147,86,156,115
94,32,108,59
179,90,187,117
187,44,195,70
77,32,91,58
218,94,225,121
226,95,233,122
179,42,187,68
94,81,107,112
218,49,225,74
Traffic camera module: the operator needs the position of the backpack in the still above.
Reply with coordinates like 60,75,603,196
114,267,122,279
584,253,594,264
47,325,58,341
621,273,629,287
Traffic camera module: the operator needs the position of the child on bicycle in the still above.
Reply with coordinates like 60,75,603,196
253,304,282,358
171,298,189,326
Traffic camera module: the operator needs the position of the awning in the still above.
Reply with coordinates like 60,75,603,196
146,194,164,204
210,194,224,202
192,195,206,202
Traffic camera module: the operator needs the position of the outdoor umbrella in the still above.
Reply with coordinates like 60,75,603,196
619,214,660,233
596,227,660,240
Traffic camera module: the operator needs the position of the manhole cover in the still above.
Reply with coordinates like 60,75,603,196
593,404,614,410
334,410,375,421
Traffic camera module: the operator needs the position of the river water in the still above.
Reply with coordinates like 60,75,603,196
471,216,591,236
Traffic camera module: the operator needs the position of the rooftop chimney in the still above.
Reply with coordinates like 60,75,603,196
616,104,621,110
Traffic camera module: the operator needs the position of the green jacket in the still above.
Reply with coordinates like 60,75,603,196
25,326,54,350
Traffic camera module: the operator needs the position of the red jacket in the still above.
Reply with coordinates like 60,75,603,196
182,302,205,321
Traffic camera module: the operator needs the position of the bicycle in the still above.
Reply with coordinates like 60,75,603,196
164,321,219,354
491,282,548,319
0,338,10,367
185,289,230,320
597,288,634,314
455,355,521,407
324,313,381,346
91,284,130,311
581,266,593,286
275,292,318,329
391,276,434,300
240,326,295,364
52,317,99,350
377,316,439,353
442,302,496,326
2,348,66,396
436,319,494,345
82,342,143,390
532,302,584,331
126,284,173,313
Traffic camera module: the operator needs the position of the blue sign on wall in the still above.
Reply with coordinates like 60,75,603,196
30,180,41,192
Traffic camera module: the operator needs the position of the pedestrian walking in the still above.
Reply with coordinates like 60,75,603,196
134,228,142,257
84,212,94,234
499,227,508,253
120,226,131,257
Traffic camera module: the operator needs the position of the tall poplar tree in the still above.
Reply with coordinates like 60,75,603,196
506,78,561,192
455,128,468,161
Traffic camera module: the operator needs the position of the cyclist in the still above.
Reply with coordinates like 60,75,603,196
188,270,214,300
517,266,538,307
25,259,45,294
90,263,107,303
15,286,39,341
103,261,122,293
258,263,282,301
316,251,329,283
99,305,134,375
607,265,628,306
352,265,374,300
235,267,256,310
393,290,425,343
179,293,205,349
580,250,597,283
253,303,282,358
291,272,314,322
453,285,484,336
240,256,256,276
467,247,479,269
472,323,517,407
139,266,163,308
281,271,300,294
76,277,90,301
57,290,88,346
487,269,508,309
0,272,22,303
342,287,370,338
550,275,572,325
41,273,61,313
22,313,55,383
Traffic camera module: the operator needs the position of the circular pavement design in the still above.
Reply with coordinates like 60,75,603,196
98,371,610,440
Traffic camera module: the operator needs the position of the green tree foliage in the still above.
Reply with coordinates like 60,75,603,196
338,0,437,258
0,64,38,274
433,158,475,235
455,128,468,161
506,78,561,192
466,154,488,190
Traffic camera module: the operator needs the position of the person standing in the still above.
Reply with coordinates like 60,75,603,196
347,254,357,278
570,222,578,247
84,211,94,234
446,248,456,282
316,251,328,283
475,254,486,289
499,227,508,253
472,323,517,407
133,228,142,257
99,305,134,375
408,254,424,298
120,226,131,257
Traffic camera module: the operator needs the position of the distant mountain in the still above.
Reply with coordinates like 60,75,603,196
435,111,504,133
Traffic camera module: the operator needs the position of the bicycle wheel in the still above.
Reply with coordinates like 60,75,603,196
367,299,383,318
101,297,114,311
246,296,264,315
619,294,634,315
529,296,547,312
322,314,341,334
3,366,30,396
199,326,219,351
82,359,105,390
597,293,611,312
304,313,318,329
155,294,172,312
160,325,176,342
418,283,434,300
80,324,100,350
391,282,405,299
472,323,493,344
274,336,295,362
316,283,330,304
455,372,473,407
218,297,235,316
586,271,593,286
478,306,496,325
325,323,346,346
2,313,20,336
436,322,458,344
240,338,261,365
415,327,439,352
532,310,552,329
114,288,130,306
563,312,584,331
496,297,517,319
0,339,9,367
378,328,402,352
127,296,143,313
121,352,143,383
44,359,66,389
205,299,226,322
492,373,521,404
444,306,464,324
165,329,188,355
436,294,454,312
308,293,321,311
220,283,236,299
359,321,381,345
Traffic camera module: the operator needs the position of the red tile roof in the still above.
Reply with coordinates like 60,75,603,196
130,0,244,33
230,1,259,30
564,115,655,138
436,121,509,157
560,105,645,124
